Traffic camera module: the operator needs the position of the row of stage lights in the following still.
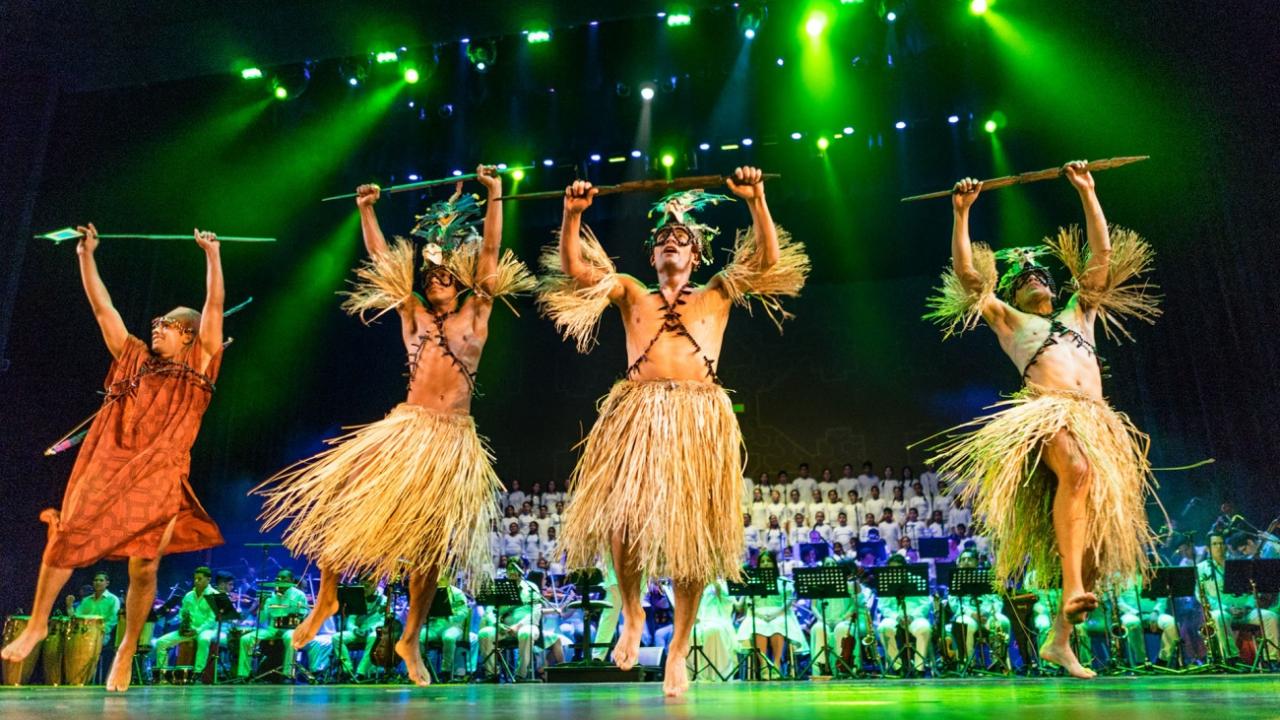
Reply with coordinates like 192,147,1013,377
235,1,996,100
395,112,1008,181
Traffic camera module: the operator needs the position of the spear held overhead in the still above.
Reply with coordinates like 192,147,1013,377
495,173,782,202
36,228,276,243
320,166,533,202
899,156,1149,202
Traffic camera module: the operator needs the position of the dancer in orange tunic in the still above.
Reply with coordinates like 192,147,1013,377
1,224,227,692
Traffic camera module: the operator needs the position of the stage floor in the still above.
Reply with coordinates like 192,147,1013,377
1,676,1277,719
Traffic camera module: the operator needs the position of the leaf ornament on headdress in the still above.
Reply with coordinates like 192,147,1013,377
646,189,735,265
412,189,485,269
994,245,1056,301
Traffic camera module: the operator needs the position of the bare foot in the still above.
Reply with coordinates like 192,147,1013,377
612,616,644,672
395,637,431,687
106,646,135,691
663,647,691,698
1062,593,1099,625
1040,638,1095,679
1,625,47,663
290,600,337,648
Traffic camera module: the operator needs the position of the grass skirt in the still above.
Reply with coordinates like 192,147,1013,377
929,384,1157,589
560,380,746,584
254,404,501,586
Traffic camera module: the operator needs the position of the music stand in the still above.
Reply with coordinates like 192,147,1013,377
1140,567,1199,673
729,566,780,681
874,563,930,677
1224,559,1280,672
794,566,858,679
799,543,831,564
205,592,240,684
423,589,460,682
331,585,368,681
558,568,611,668
918,538,951,560
950,567,1005,675
475,579,524,683
856,540,887,565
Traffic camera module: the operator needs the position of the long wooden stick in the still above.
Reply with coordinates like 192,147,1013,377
36,229,276,243
899,156,1149,202
321,166,533,202
495,173,782,202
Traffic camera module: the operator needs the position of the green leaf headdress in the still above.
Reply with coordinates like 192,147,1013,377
994,246,1057,302
646,189,734,266
411,189,485,271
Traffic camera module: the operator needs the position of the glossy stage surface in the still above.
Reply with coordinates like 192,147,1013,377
3,676,1279,720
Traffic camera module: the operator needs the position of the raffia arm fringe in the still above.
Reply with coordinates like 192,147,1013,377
1045,224,1162,342
339,237,417,324
535,225,620,353
927,387,1160,590
923,243,998,339
715,226,809,332
447,244,538,316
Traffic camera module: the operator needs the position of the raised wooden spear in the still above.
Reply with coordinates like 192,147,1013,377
320,166,533,202
494,173,781,202
899,156,1149,202
35,228,276,243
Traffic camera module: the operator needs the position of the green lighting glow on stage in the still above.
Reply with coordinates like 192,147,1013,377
273,85,288,100
816,136,830,150
984,119,997,133
375,51,398,64
403,68,420,84
970,0,990,15
667,13,692,27
661,153,675,168
805,11,829,38
512,168,526,181
240,68,262,80
527,30,551,44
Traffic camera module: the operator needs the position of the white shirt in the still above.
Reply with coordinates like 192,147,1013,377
907,495,932,520
877,521,901,548
786,502,808,526
809,524,832,543
888,498,908,523
925,521,945,538
919,470,940,496
744,526,762,549
792,476,818,498
764,501,787,525
507,490,526,509
540,537,560,560
837,476,858,497
858,525,880,543
789,526,813,547
862,497,886,520
856,474,879,495
947,505,973,531
903,520,928,546
764,528,787,554
750,501,769,528
842,502,864,526
832,524,856,547
816,480,839,497
517,512,534,533
522,534,541,558
807,502,828,525
501,534,524,557
542,491,564,507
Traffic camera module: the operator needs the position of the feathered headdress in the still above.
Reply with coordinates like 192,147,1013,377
994,246,1056,301
411,189,485,270
646,189,735,265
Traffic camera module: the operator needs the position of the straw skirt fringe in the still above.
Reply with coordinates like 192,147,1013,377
254,404,501,587
929,385,1157,589
560,380,746,585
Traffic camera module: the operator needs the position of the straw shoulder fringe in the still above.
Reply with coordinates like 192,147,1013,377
446,241,538,315
715,225,809,332
1045,224,1162,342
340,237,418,323
536,225,621,353
923,242,998,339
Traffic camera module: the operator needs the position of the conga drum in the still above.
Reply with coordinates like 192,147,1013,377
63,616,105,686
2,616,41,686
41,617,67,685
173,639,197,684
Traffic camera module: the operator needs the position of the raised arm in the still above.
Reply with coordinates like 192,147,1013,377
951,179,1010,330
560,180,630,302
1065,160,1110,295
474,164,503,298
76,223,129,359
193,228,224,357
725,166,778,267
355,184,389,257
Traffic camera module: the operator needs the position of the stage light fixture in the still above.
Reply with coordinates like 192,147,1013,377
791,132,802,140
737,4,765,39
843,126,854,134
895,121,907,129
741,138,753,146
408,174,420,181
720,144,739,151
452,170,463,176
698,143,711,151
948,115,960,124
404,68,420,84
497,163,508,170
512,169,526,181
970,0,989,15
667,13,692,27
608,156,627,164
468,42,497,73
887,11,898,22
776,57,785,66
744,28,756,39
984,119,998,133
241,67,263,80
640,83,656,101
543,159,554,167
375,51,399,64
274,85,288,100
631,150,643,158
817,137,830,150
590,154,602,162
661,153,675,168
527,30,551,44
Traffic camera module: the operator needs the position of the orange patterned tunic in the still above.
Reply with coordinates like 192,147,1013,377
43,335,224,567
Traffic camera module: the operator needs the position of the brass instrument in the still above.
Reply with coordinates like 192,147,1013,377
1107,590,1128,666
1198,576,1223,663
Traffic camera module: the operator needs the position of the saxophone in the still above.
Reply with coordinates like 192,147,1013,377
1107,591,1127,665
1198,577,1222,663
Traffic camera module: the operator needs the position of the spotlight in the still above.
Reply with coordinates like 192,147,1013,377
947,115,960,124
590,154,602,162
527,30,551,44
970,0,989,15
843,126,854,134
886,11,897,22
776,57,785,66
984,119,998,133
274,85,288,100
742,138,753,146
895,121,907,129
497,163,508,170
543,159,554,167
407,174,420,181
348,77,359,87
408,101,415,108
639,83,656,101
698,142,711,151
240,67,263,80
737,4,765,39
512,169,526,181
790,132,802,140
667,13,692,27
468,41,497,73
661,153,675,168
805,11,829,38
404,68,420,84
631,150,643,158
452,170,463,176
817,137,830,150
375,51,399,64
744,28,756,39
